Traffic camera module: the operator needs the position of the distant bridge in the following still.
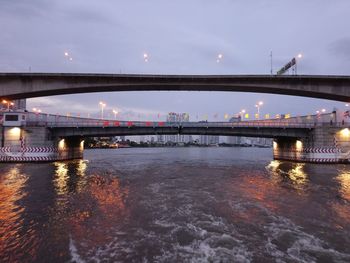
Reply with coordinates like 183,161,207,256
23,112,318,138
1,111,350,163
1,73,350,101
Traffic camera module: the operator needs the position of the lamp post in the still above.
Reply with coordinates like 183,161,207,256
255,101,263,118
239,109,246,120
216,53,223,63
113,109,118,120
99,102,106,119
295,53,302,74
2,100,14,111
143,53,149,62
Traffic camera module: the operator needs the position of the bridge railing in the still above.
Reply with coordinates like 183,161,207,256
23,111,349,129
24,119,318,129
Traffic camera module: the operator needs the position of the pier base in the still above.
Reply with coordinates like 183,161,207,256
273,127,350,163
0,126,84,162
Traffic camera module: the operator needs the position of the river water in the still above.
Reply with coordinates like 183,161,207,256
0,147,350,262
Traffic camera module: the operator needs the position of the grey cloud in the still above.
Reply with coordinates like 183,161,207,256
0,0,54,17
329,38,350,61
1,0,350,118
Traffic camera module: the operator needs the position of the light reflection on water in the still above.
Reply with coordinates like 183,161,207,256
0,166,39,262
0,148,350,262
267,160,309,192
54,162,69,196
337,172,350,202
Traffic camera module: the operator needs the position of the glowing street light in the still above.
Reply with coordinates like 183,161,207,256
32,107,42,113
216,53,223,63
2,100,14,111
316,109,326,115
239,109,246,119
112,109,119,119
255,101,263,117
143,53,149,62
99,101,106,119
295,53,303,74
64,51,73,62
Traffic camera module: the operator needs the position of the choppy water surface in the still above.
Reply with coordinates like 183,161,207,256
1,147,350,262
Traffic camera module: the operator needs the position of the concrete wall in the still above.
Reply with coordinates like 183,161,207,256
22,127,54,147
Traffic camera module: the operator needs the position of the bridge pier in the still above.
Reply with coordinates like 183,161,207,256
273,126,350,163
0,122,84,162
57,137,84,161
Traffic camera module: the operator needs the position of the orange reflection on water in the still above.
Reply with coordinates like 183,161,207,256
53,162,69,196
337,172,350,202
69,175,129,247
331,172,350,225
0,166,38,261
267,160,309,192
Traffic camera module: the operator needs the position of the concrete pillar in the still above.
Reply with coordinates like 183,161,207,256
273,126,350,163
57,137,84,160
0,125,84,162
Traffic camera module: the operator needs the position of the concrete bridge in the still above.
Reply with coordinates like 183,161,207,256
1,73,350,101
1,111,350,163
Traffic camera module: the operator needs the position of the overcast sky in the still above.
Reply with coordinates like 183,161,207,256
1,0,350,120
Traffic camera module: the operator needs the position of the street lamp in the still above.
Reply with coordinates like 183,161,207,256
113,109,119,119
2,100,14,111
216,53,223,63
64,51,73,62
143,53,149,62
295,53,303,74
255,101,263,117
99,102,106,119
239,109,246,119
32,108,42,113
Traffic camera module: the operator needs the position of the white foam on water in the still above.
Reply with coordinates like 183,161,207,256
69,236,85,263
265,215,350,262
148,183,161,194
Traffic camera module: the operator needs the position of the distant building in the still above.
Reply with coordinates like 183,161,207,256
226,116,272,146
165,112,190,143
200,135,219,145
227,116,241,145
157,135,165,143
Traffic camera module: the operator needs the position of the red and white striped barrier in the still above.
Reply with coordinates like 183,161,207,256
22,147,57,153
302,147,341,153
0,155,56,162
0,146,80,162
0,147,11,153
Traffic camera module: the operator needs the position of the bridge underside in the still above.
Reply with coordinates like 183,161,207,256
50,126,310,139
1,73,350,101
